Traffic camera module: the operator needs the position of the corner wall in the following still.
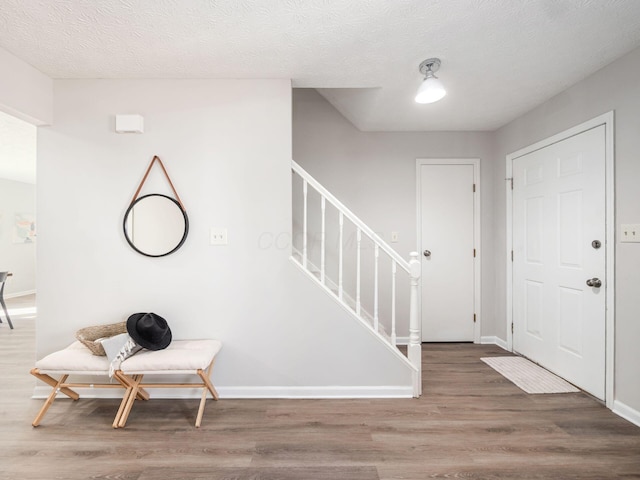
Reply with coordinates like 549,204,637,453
36,79,413,395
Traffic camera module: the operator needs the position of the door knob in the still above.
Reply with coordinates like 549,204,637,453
423,249,431,258
586,278,602,288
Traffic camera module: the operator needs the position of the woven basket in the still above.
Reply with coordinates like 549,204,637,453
75,321,127,356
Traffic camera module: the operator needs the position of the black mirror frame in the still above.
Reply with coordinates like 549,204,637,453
123,193,189,258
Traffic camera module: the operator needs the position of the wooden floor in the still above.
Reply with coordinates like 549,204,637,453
1,296,640,479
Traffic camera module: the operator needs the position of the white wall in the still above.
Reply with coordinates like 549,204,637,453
0,46,53,125
0,179,36,296
36,79,413,395
494,47,640,414
292,89,496,339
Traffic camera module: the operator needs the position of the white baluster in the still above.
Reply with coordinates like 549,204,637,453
374,244,379,333
356,228,362,316
391,260,397,345
302,180,308,269
338,212,344,300
320,196,326,284
408,251,422,397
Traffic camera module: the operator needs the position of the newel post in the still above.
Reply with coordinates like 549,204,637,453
408,251,422,397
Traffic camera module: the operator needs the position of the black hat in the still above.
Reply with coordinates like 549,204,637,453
126,313,172,351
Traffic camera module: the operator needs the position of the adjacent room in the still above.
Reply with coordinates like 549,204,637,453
1,1,640,479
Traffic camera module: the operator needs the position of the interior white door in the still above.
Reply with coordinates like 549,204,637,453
512,125,606,399
420,163,475,342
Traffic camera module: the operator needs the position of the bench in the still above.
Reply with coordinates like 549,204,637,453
31,339,222,428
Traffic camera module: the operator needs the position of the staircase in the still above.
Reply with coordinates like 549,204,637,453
291,161,422,397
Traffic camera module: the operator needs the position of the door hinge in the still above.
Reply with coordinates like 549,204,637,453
511,250,514,262
506,177,513,190
473,183,476,193
511,322,514,333
473,248,476,258
473,313,477,323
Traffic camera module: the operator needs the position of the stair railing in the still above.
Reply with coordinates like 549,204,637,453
292,160,422,396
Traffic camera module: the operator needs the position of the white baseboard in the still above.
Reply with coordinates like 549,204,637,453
34,385,414,400
5,289,36,299
480,336,509,351
398,336,509,350
219,386,413,398
401,335,509,350
613,400,640,428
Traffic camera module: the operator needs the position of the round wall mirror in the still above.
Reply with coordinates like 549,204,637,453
123,194,189,257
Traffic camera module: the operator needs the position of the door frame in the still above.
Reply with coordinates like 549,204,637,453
505,111,615,407
416,158,481,343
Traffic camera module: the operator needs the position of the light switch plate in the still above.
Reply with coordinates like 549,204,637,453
391,231,399,243
620,224,640,243
210,228,228,246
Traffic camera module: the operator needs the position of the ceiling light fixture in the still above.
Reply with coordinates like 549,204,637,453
415,58,446,104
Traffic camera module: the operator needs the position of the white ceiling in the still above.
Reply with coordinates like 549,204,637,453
1,0,640,133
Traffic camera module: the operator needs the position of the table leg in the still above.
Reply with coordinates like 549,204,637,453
0,284,13,330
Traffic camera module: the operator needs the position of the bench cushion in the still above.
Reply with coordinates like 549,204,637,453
121,339,222,375
35,339,222,375
36,341,109,375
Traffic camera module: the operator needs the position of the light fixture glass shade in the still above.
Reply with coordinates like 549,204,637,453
415,75,446,104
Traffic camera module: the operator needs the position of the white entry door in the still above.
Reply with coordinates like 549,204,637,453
419,161,477,342
512,125,606,399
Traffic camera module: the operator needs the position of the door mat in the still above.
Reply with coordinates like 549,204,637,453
481,356,580,394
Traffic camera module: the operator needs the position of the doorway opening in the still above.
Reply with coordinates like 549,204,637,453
0,110,37,326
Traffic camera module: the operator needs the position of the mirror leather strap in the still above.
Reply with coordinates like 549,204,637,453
130,156,185,210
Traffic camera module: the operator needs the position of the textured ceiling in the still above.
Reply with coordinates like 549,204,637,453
0,0,640,131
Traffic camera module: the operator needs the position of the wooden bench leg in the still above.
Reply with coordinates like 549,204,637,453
32,374,69,427
116,375,150,401
135,387,150,401
112,371,133,428
196,386,207,428
117,373,143,428
195,362,219,427
30,369,80,401
198,361,219,400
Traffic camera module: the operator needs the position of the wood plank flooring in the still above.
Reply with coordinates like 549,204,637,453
1,296,639,479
